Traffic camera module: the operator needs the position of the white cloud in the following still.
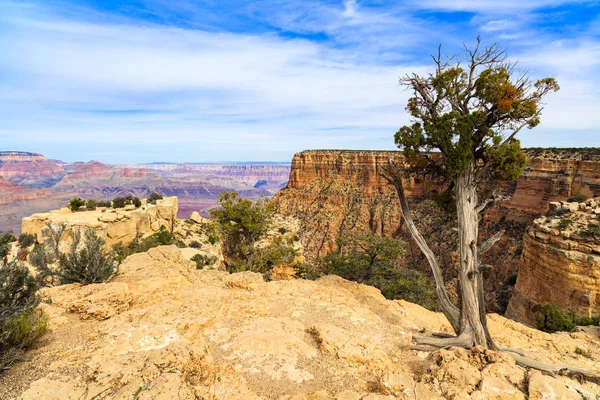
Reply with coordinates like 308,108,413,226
409,0,594,13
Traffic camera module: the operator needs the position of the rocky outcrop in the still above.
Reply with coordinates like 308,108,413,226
2,245,598,399
506,198,600,325
21,197,178,248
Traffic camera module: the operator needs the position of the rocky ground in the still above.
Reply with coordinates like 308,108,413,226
1,246,599,399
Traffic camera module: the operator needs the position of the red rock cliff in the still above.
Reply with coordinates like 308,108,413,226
274,149,600,315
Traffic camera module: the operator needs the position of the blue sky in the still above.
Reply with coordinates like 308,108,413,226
0,0,599,163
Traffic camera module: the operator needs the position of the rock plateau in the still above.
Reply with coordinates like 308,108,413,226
1,245,599,399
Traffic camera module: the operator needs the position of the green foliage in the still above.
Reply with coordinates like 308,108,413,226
278,227,287,235
69,198,85,212
395,39,558,183
31,226,117,285
189,241,201,249
112,195,141,209
86,199,97,211
249,236,297,274
575,347,593,359
567,194,587,203
191,253,217,269
320,231,438,309
535,302,600,333
210,191,274,272
18,233,36,248
0,259,47,371
147,192,163,205
112,226,178,263
556,218,572,231
0,233,16,260
294,263,321,280
96,200,112,208
112,197,126,208
582,223,600,238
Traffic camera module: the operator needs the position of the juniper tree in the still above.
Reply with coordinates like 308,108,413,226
381,39,598,381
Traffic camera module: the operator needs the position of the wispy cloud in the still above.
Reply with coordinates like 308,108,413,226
0,0,598,162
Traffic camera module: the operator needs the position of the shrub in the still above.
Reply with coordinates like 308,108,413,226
567,194,587,203
190,241,202,249
294,263,321,280
31,226,117,285
546,208,569,217
278,227,287,235
112,197,126,208
132,197,142,208
191,253,217,269
69,198,85,212
535,302,600,333
86,199,97,211
18,233,36,248
556,218,572,231
249,236,297,274
575,347,594,359
318,231,438,309
96,200,112,208
147,192,163,205
210,191,274,272
0,260,47,371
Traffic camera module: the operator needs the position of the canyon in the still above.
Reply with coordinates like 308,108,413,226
274,149,600,319
0,152,290,234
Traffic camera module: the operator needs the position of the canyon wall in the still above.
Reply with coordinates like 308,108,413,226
21,197,178,248
274,149,600,315
506,199,600,325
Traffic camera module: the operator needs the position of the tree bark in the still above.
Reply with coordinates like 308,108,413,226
455,169,487,347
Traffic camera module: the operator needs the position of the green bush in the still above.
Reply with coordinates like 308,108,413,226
210,191,274,272
112,197,126,208
294,263,321,280
18,233,36,248
96,200,112,208
567,194,587,203
190,241,202,249
69,198,85,212
31,226,117,285
247,236,297,274
86,199,97,211
535,302,600,333
0,259,47,371
319,231,438,309
278,227,287,235
556,218,572,231
191,253,217,269
147,192,163,205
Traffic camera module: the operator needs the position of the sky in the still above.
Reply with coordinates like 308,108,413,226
0,0,599,163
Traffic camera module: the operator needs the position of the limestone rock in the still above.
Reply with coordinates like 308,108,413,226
3,245,600,399
272,264,297,280
21,196,178,249
189,211,203,224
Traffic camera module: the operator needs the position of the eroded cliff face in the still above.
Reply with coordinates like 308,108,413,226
506,198,600,325
274,149,600,314
21,197,179,248
0,151,65,187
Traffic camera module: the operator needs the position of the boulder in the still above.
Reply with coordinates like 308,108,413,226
189,211,203,224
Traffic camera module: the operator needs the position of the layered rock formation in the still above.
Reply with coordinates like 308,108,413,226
506,198,600,325
2,245,598,399
21,197,178,248
274,149,600,313
0,152,65,187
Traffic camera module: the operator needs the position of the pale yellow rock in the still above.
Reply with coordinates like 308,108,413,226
189,211,203,224
21,197,178,249
479,376,525,400
5,245,600,400
272,264,297,280
527,371,581,400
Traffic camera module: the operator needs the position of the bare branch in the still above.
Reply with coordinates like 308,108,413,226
478,230,505,258
379,161,461,333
